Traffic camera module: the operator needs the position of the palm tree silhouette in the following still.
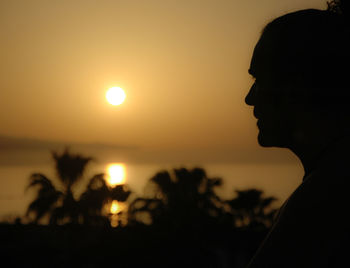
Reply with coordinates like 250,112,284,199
77,173,109,226
79,174,131,226
226,189,278,230
128,167,224,228
26,148,131,225
25,174,63,224
26,149,91,224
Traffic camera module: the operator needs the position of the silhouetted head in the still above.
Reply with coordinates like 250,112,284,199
246,3,350,149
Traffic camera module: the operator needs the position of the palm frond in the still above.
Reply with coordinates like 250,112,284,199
26,173,62,223
27,173,55,191
151,171,173,195
52,148,92,189
79,174,110,220
110,185,131,202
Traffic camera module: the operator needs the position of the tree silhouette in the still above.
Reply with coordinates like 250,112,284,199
25,174,63,224
226,189,278,230
78,173,110,226
26,148,131,225
128,167,224,229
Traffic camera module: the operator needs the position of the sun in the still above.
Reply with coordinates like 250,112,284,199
106,163,126,186
106,87,126,106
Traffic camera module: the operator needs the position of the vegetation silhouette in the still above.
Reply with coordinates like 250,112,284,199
18,150,279,267
128,167,277,234
26,148,131,226
226,189,278,230
128,167,224,229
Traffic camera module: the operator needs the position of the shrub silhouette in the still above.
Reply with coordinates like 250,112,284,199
26,148,131,225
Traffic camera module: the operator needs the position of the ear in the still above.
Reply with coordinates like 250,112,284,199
281,84,302,104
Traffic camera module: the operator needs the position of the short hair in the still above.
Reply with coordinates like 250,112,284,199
259,7,350,103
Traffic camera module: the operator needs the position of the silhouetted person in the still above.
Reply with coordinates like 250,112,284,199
245,1,350,267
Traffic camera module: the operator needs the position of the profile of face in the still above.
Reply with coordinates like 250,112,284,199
245,37,299,148
245,8,350,149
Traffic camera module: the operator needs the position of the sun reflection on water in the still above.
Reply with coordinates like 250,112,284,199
105,163,127,227
110,200,120,214
109,200,126,227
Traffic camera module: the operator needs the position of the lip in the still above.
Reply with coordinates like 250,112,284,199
253,109,259,119
257,119,261,128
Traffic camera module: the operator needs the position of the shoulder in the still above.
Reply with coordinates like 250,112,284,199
281,169,350,229
248,171,350,267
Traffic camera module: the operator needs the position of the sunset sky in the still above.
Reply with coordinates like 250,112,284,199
0,0,326,155
0,0,332,219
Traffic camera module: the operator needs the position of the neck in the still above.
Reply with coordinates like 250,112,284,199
290,132,350,179
290,145,325,178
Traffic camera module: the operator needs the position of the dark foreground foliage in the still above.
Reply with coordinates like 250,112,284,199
0,223,267,268
19,150,278,267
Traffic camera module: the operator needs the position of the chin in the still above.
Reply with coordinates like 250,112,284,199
257,130,287,148
257,133,274,147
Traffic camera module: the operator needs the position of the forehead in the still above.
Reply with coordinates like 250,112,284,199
249,37,273,79
249,33,293,86
249,39,262,76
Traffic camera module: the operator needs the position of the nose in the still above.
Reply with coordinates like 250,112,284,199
245,82,256,106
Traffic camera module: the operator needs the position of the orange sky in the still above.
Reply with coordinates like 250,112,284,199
0,0,332,219
0,0,325,153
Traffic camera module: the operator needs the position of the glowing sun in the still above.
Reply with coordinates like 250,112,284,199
106,87,126,106
106,163,126,186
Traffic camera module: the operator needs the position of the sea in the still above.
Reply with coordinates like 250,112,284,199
0,161,303,222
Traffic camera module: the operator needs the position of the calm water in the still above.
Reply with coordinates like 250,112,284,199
0,161,303,221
